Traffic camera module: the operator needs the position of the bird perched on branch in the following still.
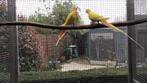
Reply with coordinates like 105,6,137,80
55,6,79,46
85,9,144,49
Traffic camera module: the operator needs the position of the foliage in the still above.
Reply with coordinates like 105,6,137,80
0,1,7,21
28,0,83,34
0,1,9,72
18,27,40,71
0,1,40,72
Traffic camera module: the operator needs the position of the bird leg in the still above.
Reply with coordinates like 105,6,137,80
71,23,75,28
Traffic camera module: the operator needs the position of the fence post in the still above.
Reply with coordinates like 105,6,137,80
127,0,136,83
8,0,19,83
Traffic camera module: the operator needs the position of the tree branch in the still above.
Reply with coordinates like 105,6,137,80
0,17,147,29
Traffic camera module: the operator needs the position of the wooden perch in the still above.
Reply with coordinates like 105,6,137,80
0,17,147,29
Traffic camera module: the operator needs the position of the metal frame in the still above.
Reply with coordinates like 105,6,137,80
8,0,19,83
127,0,136,83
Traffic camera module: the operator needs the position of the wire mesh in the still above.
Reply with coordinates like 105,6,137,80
15,0,129,83
1,0,147,83
134,0,147,83
0,26,10,83
0,0,10,83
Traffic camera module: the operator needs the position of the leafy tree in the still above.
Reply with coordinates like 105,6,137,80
29,0,83,34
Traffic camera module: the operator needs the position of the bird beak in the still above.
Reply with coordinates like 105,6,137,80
78,7,81,12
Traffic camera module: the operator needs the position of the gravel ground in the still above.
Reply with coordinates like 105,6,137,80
60,62,106,72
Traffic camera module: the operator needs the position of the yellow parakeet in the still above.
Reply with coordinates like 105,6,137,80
86,9,144,49
55,7,79,46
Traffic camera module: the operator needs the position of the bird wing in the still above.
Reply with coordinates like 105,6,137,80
63,12,74,25
89,12,108,21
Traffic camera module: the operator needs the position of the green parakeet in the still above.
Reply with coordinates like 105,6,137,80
86,9,144,49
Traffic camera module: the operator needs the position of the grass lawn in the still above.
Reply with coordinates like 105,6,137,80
19,68,128,81
136,67,147,75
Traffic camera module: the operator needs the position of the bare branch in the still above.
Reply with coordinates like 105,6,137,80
0,17,147,29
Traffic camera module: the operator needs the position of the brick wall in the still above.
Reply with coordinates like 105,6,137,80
27,27,74,69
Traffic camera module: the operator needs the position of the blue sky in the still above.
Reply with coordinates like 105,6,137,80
16,0,127,24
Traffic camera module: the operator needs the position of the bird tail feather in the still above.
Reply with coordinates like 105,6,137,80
101,21,144,50
55,30,68,46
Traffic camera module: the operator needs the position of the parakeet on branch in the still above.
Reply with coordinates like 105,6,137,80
55,7,79,46
86,9,144,49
